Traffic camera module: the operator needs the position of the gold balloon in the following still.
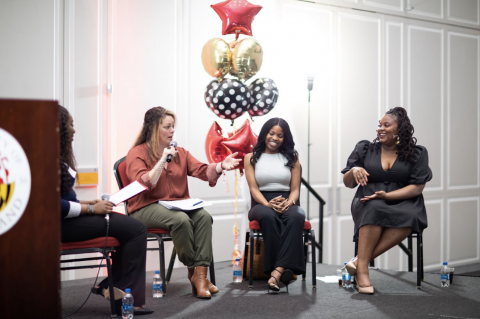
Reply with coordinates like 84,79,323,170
201,38,231,78
230,38,263,81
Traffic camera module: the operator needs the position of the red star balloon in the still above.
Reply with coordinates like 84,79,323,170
211,0,262,37
205,120,258,170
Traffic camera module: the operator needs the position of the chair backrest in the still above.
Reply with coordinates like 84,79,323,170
113,156,130,214
250,164,302,207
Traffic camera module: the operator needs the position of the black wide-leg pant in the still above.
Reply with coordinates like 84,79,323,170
248,191,306,275
61,213,147,306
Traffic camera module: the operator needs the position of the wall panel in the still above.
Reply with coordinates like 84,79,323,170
447,32,479,189
407,25,443,190
447,197,480,263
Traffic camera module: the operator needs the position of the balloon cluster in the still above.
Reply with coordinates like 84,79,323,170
201,0,279,122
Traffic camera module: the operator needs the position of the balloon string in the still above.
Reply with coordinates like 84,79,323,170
223,171,230,193
231,169,241,263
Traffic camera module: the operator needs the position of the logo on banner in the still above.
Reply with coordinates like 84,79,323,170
0,128,31,236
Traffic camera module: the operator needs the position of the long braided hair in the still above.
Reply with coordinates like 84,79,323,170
250,118,298,168
59,105,77,195
133,106,177,166
372,107,417,163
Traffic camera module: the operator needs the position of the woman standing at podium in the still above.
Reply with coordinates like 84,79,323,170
59,106,152,316
125,106,240,299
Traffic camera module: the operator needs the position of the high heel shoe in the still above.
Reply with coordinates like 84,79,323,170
343,257,358,276
358,285,374,294
91,286,125,301
188,267,219,294
280,269,294,293
268,269,282,292
190,266,211,299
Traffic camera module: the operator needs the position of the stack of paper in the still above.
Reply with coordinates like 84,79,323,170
158,198,212,211
109,181,147,205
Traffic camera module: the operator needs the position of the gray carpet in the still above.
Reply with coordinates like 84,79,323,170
61,261,480,319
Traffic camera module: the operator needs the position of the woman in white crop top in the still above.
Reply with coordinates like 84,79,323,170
244,118,306,293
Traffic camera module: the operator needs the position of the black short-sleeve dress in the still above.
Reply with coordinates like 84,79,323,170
341,140,433,241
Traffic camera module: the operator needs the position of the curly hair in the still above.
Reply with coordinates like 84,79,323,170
133,106,177,166
59,105,77,195
250,118,298,168
372,107,417,163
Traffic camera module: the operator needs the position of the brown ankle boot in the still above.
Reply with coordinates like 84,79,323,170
188,267,219,295
190,266,211,299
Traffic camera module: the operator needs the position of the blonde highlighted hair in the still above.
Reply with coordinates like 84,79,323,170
133,106,177,166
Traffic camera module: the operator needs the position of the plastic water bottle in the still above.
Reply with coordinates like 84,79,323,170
441,262,450,287
122,288,134,319
153,270,163,298
233,258,242,283
342,263,352,288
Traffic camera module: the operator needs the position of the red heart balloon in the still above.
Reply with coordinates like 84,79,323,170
205,120,258,170
211,0,262,37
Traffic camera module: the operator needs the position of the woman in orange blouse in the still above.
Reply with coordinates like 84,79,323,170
126,106,240,299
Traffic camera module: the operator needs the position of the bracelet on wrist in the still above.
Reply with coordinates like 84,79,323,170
86,204,90,215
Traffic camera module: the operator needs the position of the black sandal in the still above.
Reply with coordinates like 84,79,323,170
280,269,294,292
267,269,282,292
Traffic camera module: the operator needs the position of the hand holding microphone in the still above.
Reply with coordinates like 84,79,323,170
101,193,112,225
166,141,178,163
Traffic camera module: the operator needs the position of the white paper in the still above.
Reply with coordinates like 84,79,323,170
158,198,212,211
109,181,147,205
316,276,340,283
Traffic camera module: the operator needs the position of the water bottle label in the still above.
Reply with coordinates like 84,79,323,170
441,274,449,280
153,284,162,290
342,274,346,280
233,270,242,276
122,304,134,311
346,274,351,280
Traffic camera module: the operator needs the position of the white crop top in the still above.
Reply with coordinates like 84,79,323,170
254,153,291,191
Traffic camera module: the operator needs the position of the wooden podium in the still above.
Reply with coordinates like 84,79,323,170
0,99,61,318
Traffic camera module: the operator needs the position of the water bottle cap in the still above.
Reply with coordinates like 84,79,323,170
235,258,240,261
344,262,347,265
443,262,448,265
125,288,131,293
155,270,160,274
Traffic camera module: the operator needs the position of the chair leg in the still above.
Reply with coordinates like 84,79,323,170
243,231,250,277
249,230,255,288
420,233,424,281
105,252,117,318
408,234,413,272
310,229,317,289
417,232,423,288
166,247,176,283
303,231,308,281
159,238,166,294
209,256,216,286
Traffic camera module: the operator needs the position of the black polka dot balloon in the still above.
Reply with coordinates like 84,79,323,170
248,78,279,117
204,79,251,120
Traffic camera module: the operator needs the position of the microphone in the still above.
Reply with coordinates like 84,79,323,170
167,140,177,163
101,193,110,225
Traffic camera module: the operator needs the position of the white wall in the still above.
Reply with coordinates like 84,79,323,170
0,0,63,100
1,0,479,281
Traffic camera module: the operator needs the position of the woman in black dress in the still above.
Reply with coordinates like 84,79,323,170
341,107,432,294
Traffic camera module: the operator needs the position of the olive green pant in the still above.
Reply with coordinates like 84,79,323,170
130,203,213,267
